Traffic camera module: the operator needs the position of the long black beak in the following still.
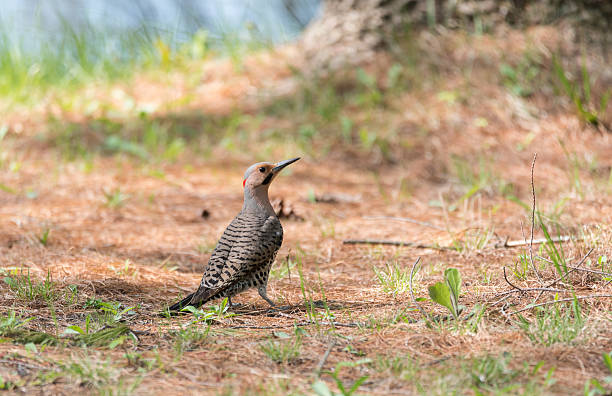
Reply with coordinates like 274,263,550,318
272,157,300,173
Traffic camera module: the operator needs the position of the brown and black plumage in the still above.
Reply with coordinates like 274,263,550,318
168,157,300,312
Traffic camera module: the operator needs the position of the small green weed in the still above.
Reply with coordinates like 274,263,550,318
312,358,372,396
552,55,611,130
0,311,57,345
538,213,569,280
103,188,129,208
513,253,530,281
38,228,51,246
428,268,463,320
180,297,235,325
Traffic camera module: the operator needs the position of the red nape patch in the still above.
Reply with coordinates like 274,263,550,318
243,179,246,187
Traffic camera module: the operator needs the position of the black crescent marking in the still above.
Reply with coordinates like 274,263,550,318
261,173,273,185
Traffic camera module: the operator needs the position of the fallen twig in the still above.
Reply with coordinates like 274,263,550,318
344,237,574,250
228,320,360,330
496,287,574,297
343,239,450,250
534,257,612,278
543,248,593,288
496,236,573,248
507,294,612,316
315,340,336,376
565,265,612,277
363,216,445,231
409,257,430,322
503,266,523,292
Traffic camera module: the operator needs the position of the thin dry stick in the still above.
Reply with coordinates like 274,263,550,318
503,266,523,292
343,239,450,250
529,153,544,282
228,321,359,330
363,216,445,231
500,236,573,248
508,294,612,315
315,340,336,376
543,248,594,288
530,248,594,307
409,257,430,321
496,287,574,297
565,265,612,277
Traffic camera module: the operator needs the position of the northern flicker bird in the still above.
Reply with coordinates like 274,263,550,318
168,157,300,312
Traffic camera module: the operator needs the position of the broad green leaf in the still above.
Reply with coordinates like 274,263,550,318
312,380,332,396
445,268,462,316
63,325,85,335
108,335,126,349
428,281,452,313
335,358,372,370
273,331,290,339
180,305,198,314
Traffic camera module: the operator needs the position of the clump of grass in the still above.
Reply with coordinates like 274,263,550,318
552,55,611,130
172,324,211,356
517,297,585,346
452,227,495,252
270,255,297,280
469,353,556,393
373,354,418,379
499,51,542,97
39,355,142,394
260,331,302,364
0,311,57,345
373,260,412,296
3,269,57,302
103,188,129,208
76,324,134,348
38,227,51,246
64,300,136,346
470,353,520,390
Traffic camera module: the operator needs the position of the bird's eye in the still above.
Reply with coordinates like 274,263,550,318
259,167,266,173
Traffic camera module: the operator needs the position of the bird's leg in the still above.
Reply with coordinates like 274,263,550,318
227,296,242,309
258,287,276,307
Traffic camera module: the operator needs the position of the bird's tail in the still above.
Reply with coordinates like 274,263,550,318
162,287,218,316
166,292,196,314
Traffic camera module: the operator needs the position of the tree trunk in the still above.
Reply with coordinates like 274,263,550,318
298,0,611,72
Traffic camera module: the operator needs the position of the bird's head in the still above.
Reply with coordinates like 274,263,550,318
242,157,300,192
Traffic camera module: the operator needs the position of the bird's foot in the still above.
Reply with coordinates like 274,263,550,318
258,288,276,308
226,297,243,310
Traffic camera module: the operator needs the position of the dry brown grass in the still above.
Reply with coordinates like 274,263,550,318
0,23,611,395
